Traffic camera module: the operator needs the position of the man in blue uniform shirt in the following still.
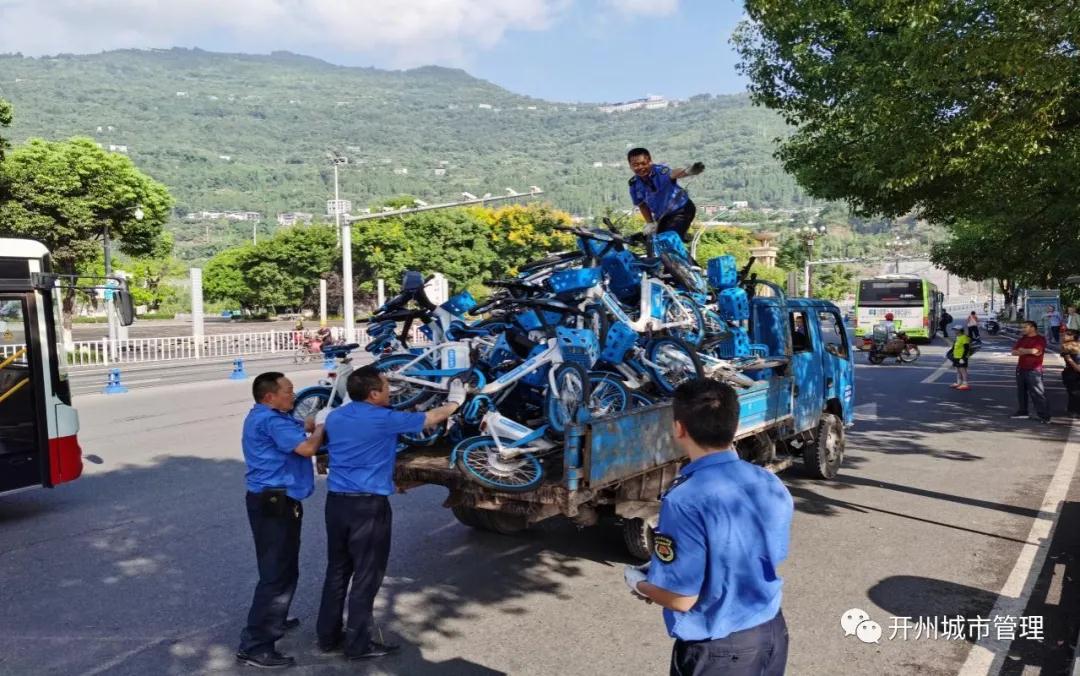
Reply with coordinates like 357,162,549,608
237,372,326,669
316,365,464,660
624,378,794,676
627,147,704,240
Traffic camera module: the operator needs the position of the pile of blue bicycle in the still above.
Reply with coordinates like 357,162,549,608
293,220,786,493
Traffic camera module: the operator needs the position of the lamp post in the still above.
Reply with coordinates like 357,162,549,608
331,156,354,341
796,224,826,296
104,205,143,355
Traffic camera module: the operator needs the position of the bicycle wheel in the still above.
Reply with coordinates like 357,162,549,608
455,435,544,492
644,336,705,395
544,361,591,438
630,390,657,408
374,354,437,409
292,346,308,364
588,372,631,418
663,295,705,347
292,386,332,421
402,421,445,446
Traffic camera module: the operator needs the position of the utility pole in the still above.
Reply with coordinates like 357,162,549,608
331,156,353,341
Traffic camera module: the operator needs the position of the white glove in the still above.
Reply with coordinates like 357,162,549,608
623,564,648,598
315,407,331,426
643,221,658,236
446,380,467,407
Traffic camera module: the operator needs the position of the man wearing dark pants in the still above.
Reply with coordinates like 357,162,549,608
316,366,463,660
623,379,794,675
1011,321,1051,424
238,372,325,669
627,147,704,241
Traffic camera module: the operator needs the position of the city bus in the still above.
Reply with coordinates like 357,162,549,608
853,275,943,341
0,238,134,495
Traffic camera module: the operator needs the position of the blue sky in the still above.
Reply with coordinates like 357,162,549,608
1,0,749,104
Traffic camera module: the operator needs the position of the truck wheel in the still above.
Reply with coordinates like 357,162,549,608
477,510,527,535
451,505,485,529
804,413,844,479
622,518,655,562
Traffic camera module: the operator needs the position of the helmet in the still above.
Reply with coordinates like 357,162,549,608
884,312,894,321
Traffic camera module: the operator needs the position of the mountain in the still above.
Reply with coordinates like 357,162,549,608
0,48,811,255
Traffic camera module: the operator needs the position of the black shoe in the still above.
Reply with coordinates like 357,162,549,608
1009,412,1029,419
1040,417,1053,424
317,638,343,654
235,651,295,669
347,640,401,660
283,617,300,632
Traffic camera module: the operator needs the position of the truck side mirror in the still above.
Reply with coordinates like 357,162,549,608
114,288,135,326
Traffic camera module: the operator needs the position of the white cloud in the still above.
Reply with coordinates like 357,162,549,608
0,0,571,67
599,0,679,17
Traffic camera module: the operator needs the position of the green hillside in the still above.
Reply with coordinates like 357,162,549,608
0,48,811,253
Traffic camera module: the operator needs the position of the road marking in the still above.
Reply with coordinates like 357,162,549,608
958,420,1080,675
921,360,953,384
854,402,878,421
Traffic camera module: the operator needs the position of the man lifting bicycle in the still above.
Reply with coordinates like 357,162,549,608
627,147,704,241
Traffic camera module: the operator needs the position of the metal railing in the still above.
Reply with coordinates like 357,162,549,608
1,327,428,369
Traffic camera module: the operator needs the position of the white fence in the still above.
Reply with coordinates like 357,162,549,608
0,327,428,369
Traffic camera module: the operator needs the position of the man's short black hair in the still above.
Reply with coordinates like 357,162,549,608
627,147,651,161
253,371,285,402
673,378,740,448
1023,320,1039,331
347,364,385,402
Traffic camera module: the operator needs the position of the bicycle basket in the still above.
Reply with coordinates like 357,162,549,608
654,232,690,259
516,309,564,332
556,326,600,368
715,326,752,359
548,267,603,295
601,250,642,296
717,287,750,322
441,291,478,317
707,255,738,290
600,320,638,364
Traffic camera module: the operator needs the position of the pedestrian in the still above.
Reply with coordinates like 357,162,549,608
949,327,974,391
939,310,953,338
1046,305,1063,344
1067,306,1080,333
966,311,981,341
627,147,704,241
316,366,465,660
237,372,326,669
1061,329,1080,417
623,378,793,676
1010,321,1052,424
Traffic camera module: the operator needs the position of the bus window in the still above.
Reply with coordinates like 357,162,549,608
790,311,812,352
0,297,39,493
818,310,848,359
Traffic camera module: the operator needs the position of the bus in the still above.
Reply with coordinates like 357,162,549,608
0,238,134,495
853,275,943,341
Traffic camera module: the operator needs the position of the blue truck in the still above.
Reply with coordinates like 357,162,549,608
394,288,856,559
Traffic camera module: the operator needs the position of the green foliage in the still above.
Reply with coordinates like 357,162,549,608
0,97,11,160
734,0,1080,288
0,47,813,258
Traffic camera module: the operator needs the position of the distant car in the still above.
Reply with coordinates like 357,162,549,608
221,309,242,319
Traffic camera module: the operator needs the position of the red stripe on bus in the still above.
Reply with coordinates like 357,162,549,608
48,435,83,486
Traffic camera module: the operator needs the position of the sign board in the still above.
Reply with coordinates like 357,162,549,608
1023,289,1061,325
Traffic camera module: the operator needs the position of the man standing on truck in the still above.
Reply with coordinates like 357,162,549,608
237,372,326,670
627,147,704,241
623,379,794,676
315,366,464,660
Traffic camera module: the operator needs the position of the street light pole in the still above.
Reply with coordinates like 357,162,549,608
333,161,342,248
332,156,353,341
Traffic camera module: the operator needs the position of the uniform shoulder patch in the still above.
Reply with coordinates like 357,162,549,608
656,165,670,175
628,176,638,186
654,533,676,563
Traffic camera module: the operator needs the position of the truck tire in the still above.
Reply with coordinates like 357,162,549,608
622,518,655,562
451,505,485,529
804,412,844,479
477,510,527,535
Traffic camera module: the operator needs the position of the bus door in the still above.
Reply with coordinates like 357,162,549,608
0,294,43,493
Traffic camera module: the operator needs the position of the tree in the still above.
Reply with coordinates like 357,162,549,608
0,97,11,161
125,233,185,312
734,0,1080,285
0,137,173,322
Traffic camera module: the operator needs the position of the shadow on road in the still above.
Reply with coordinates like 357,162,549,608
0,454,632,675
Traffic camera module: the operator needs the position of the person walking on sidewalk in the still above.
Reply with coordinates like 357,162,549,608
1046,306,1063,344
1061,329,1080,418
967,311,981,341
949,327,974,391
1011,321,1052,424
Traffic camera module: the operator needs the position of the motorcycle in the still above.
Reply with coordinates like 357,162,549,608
862,330,920,365
985,318,1001,335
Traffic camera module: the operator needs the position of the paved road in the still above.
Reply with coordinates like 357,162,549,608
1,337,1078,675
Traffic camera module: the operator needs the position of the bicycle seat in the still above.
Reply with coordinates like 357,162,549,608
322,343,360,355
373,309,428,323
447,325,494,339
486,278,545,294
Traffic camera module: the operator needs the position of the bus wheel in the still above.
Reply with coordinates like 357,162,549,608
622,517,655,562
804,413,844,479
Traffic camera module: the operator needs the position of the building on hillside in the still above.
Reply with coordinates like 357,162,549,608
176,91,187,97
224,211,261,222
592,161,604,168
393,168,408,175
277,212,314,226
731,200,750,209
433,168,447,176
327,199,352,216
699,204,729,216
108,144,128,153
477,103,493,110
218,155,231,161
598,95,677,114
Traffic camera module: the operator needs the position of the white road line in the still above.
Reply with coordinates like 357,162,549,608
958,420,1080,676
921,359,953,384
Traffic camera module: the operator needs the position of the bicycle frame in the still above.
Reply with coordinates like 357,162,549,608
480,410,557,459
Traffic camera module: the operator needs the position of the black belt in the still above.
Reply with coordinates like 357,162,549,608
328,491,381,498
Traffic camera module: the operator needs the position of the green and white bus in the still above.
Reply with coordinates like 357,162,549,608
854,275,943,341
